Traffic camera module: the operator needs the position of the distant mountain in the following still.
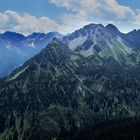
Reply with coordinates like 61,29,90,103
124,29,140,48
0,31,25,49
0,31,63,77
0,38,140,139
63,24,133,63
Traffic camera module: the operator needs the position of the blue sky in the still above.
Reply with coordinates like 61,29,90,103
0,0,140,35
117,0,140,9
0,0,69,18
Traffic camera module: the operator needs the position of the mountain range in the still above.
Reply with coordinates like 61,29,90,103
0,23,140,140
0,31,63,77
1,24,140,78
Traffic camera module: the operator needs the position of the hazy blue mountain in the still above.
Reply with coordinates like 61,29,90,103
124,29,140,48
0,31,63,77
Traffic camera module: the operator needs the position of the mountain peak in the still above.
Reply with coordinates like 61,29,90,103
1,31,25,41
105,24,117,29
63,23,105,42
43,38,68,54
3,31,25,37
83,23,104,30
105,24,121,36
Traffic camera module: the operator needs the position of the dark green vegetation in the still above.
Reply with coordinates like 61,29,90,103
0,39,140,140
58,118,140,140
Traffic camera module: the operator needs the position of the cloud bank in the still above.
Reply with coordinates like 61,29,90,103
0,0,140,35
49,0,140,31
0,10,59,35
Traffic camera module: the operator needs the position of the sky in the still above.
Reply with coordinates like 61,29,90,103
0,0,140,35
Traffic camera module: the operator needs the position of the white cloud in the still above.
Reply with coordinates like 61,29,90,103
0,10,60,35
134,14,140,26
49,0,135,20
101,0,135,20
0,10,92,35
49,0,140,32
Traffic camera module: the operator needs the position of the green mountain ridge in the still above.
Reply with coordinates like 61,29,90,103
0,39,140,140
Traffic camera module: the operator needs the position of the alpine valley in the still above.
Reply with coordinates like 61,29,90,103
1,23,140,140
